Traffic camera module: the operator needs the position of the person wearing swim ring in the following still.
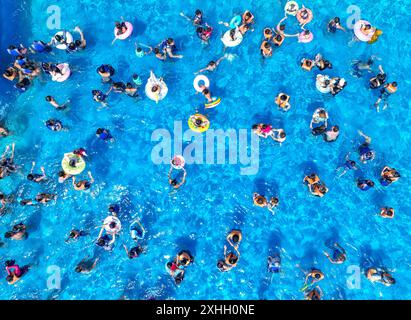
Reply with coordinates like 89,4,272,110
357,179,374,191
272,33,284,47
46,119,65,132
75,257,99,274
323,125,339,142
159,38,183,59
305,286,323,300
65,229,88,242
275,93,291,111
4,223,28,241
263,28,273,40
196,25,213,44
374,82,397,112
260,40,272,58
46,95,70,110
27,161,46,183
380,166,400,186
357,130,375,163
176,250,194,267
296,6,313,27
366,268,395,286
168,167,187,189
5,260,29,285
97,64,115,83
195,56,226,74
314,54,332,71
380,207,395,219
223,245,240,269
72,171,94,191
123,244,144,259
49,32,69,49
238,23,251,35
198,86,213,103
300,58,314,71
323,242,346,264
227,230,242,250
114,20,128,37
304,268,325,285
327,17,345,33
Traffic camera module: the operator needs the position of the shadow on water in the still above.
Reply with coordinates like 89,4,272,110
298,160,319,176
359,243,390,272
254,177,279,197
175,235,197,258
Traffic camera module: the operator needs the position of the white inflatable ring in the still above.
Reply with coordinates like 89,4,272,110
54,31,73,50
316,75,331,93
354,20,375,42
221,29,243,47
193,75,210,93
52,63,71,82
284,1,299,16
298,31,314,43
145,80,168,102
114,22,133,40
104,216,122,234
171,155,185,169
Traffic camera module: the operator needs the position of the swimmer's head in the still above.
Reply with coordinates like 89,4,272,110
196,27,204,34
280,24,285,31
334,17,340,23
195,9,202,16
332,126,339,132
96,128,103,135
280,131,286,138
154,48,160,54
27,174,35,181
68,42,76,51
54,34,63,42
202,88,209,95
74,266,83,273
4,231,14,239
217,261,225,269
170,179,178,186
275,34,282,41
167,38,175,45
391,82,397,87
151,85,159,93
45,95,53,102
96,237,106,247
75,40,82,47
232,234,240,243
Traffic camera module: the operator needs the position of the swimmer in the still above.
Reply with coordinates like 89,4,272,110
314,54,332,71
97,64,115,83
176,250,194,267
29,40,52,54
73,26,86,50
357,179,374,191
272,33,284,47
7,44,27,57
301,58,314,71
267,254,281,273
263,27,273,40
73,148,88,158
196,25,213,43
300,266,325,286
296,6,313,27
167,260,185,285
327,17,346,33
272,128,287,143
2,67,19,81
252,124,274,139
227,230,242,249
238,23,251,35
366,268,395,286
223,244,240,269
0,143,17,180
260,40,272,58
275,93,291,111
380,207,395,219
323,242,346,264
46,119,66,132
216,260,232,272
27,161,46,183
0,193,13,214
72,171,94,191
96,234,115,251
96,128,114,142
125,83,139,97
111,81,126,93
75,257,99,274
0,126,10,137
309,182,329,197
130,219,146,241
358,130,375,163
45,95,70,110
5,260,29,285
134,42,152,57
252,193,278,214
65,229,88,242
380,166,400,186
310,108,328,133
323,125,339,142
195,56,226,74
4,223,27,241
305,286,323,300
351,56,377,78
330,77,347,96
153,47,167,61
35,193,57,204
92,88,112,108
242,10,255,26
49,32,71,49
337,154,358,177
168,167,187,189
369,65,386,89
198,86,213,103
131,73,143,87
374,82,397,112
180,9,203,26
58,170,72,183
158,38,183,59
109,204,120,215
123,244,144,259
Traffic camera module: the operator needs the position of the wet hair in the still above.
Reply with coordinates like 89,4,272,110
264,42,271,49
132,74,139,79
96,237,106,246
167,38,174,44
275,34,282,41
75,40,82,47
195,9,202,16
252,124,259,130
68,42,76,51
232,234,240,243
154,48,160,54
75,266,82,273
364,24,371,30
334,17,340,23
279,24,285,31
55,34,63,42
256,197,264,204
136,47,142,53
306,60,312,66
45,96,53,102
280,132,286,138
109,222,117,229
368,180,375,187
96,128,103,135
202,88,209,95
170,179,177,186
264,28,272,35
228,255,238,264
272,197,279,204
27,174,34,181
245,12,252,19
332,126,339,132
391,82,397,87
217,261,224,268
151,85,159,93
4,231,14,239
196,27,203,34
280,94,288,100
126,83,133,89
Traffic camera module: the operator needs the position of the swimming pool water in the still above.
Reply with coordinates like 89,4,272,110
0,0,410,300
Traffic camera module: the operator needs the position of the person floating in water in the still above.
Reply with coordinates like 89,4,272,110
65,229,88,242
168,166,187,189
157,38,183,59
0,143,17,180
380,166,400,186
304,286,323,300
4,223,28,241
72,171,94,191
123,244,144,259
337,153,358,177
46,95,70,110
253,193,279,214
75,257,99,274
374,82,397,112
96,128,114,142
327,17,345,33
366,267,395,286
323,242,346,264
357,179,374,191
380,207,394,219
194,56,226,74
5,260,30,285
357,130,375,163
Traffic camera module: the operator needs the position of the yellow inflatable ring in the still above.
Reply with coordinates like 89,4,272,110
61,152,86,175
188,114,210,133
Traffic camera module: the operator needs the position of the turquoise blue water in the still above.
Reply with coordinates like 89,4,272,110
1,0,410,300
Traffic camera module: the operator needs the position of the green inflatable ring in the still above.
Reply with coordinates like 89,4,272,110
61,153,86,175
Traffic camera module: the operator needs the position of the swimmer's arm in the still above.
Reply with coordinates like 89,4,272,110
71,177,77,188
358,130,371,144
335,243,346,254
92,257,99,269
167,50,183,59
194,67,207,74
234,246,241,258
11,143,15,160
223,245,227,257
88,171,94,184
136,220,145,232
337,24,346,32
123,244,129,256
378,65,385,74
